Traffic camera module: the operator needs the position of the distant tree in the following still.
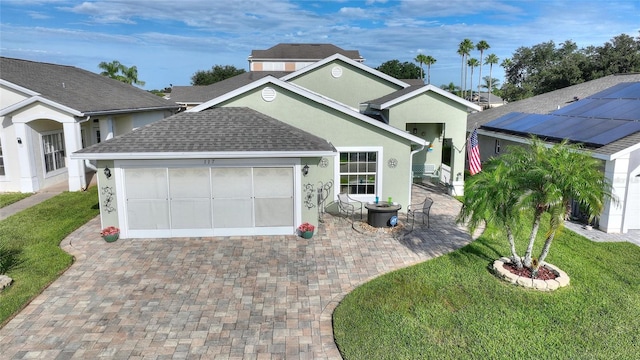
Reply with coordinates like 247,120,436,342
457,39,474,99
414,54,428,81
375,60,422,79
592,33,640,76
467,58,479,100
98,60,145,87
424,55,437,84
441,82,461,96
476,40,490,100
484,53,499,104
191,65,246,86
480,76,501,93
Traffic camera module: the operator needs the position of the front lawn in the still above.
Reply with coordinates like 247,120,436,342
333,220,640,359
0,187,99,326
0,193,33,208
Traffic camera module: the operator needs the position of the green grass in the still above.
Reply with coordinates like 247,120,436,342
0,187,99,326
333,217,640,359
0,192,33,208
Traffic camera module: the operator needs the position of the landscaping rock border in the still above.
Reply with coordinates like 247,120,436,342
0,274,13,290
492,257,570,291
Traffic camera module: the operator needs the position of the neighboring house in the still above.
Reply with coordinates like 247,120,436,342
73,48,479,239
0,57,179,193
468,74,640,234
248,43,364,71
475,92,505,109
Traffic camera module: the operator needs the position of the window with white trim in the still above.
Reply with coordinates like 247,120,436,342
339,151,377,195
42,132,65,173
0,136,4,176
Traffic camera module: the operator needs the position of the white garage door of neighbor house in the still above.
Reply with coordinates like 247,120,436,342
123,167,294,238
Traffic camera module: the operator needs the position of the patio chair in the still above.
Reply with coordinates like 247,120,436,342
337,193,363,220
407,197,433,228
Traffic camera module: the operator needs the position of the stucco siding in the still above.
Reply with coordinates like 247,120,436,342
289,61,403,109
0,85,29,108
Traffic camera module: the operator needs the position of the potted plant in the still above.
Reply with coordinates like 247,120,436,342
297,222,315,239
100,226,120,243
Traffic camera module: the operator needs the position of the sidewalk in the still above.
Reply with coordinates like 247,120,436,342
0,190,62,221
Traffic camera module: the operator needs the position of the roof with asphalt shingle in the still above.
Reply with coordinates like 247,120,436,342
74,107,335,155
249,43,363,61
1,57,179,114
170,71,291,104
469,74,640,156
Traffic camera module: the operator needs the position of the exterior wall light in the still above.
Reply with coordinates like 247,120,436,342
104,167,112,179
302,164,309,176
17,137,22,144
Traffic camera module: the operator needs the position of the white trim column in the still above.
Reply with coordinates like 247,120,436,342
63,122,85,191
14,122,39,192
600,157,629,233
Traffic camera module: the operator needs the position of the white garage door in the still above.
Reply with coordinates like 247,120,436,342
123,166,294,238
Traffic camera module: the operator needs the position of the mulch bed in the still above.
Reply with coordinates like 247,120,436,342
503,262,558,280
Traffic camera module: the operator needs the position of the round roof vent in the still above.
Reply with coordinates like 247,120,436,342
331,66,343,78
261,87,277,102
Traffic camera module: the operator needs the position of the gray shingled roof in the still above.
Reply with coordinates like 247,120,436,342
1,57,178,114
469,74,640,156
468,73,640,131
250,44,363,61
366,85,425,105
170,72,291,104
74,107,335,156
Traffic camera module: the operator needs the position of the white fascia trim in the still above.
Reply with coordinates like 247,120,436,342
477,129,617,160
71,150,338,161
279,53,410,88
375,84,482,112
0,95,83,117
84,105,179,116
189,76,427,146
0,79,41,96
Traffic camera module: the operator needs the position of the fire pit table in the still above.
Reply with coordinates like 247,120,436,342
365,202,402,227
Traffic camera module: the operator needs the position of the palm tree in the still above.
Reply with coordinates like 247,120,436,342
414,54,428,81
98,60,122,78
467,58,479,101
440,82,460,96
424,55,437,84
457,39,474,99
97,60,145,87
476,40,490,102
459,137,615,272
484,53,499,105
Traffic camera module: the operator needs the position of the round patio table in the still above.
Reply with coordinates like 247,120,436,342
365,202,401,227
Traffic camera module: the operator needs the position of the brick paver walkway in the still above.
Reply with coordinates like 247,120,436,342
0,184,475,359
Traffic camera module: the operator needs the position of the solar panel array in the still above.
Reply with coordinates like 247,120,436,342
482,82,640,147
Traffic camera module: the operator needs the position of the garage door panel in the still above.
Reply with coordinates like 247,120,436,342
127,199,170,230
169,168,210,198
254,168,293,197
212,168,252,198
170,199,212,229
125,168,168,199
213,198,253,228
255,198,293,227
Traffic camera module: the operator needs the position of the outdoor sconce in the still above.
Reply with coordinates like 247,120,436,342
104,167,112,179
456,172,462,181
17,137,22,144
302,164,309,177
412,127,418,135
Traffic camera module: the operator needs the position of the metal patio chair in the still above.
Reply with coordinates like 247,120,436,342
407,197,433,228
337,193,363,220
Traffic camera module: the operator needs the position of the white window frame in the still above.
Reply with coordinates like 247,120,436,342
41,130,66,174
335,146,383,202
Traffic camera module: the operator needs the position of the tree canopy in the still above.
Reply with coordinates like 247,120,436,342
98,60,145,87
375,59,421,80
191,65,246,85
501,33,640,101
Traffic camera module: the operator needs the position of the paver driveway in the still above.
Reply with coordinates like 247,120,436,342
0,184,475,359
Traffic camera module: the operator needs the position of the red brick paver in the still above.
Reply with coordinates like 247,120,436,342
0,185,475,359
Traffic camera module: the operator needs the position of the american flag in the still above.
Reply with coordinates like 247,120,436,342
468,128,481,175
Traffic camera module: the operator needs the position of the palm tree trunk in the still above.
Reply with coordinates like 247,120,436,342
488,64,493,106
538,231,556,264
523,210,543,267
506,226,523,268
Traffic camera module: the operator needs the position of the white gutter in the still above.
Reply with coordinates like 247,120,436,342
71,150,338,161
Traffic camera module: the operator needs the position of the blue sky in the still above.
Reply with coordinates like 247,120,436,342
1,0,638,90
